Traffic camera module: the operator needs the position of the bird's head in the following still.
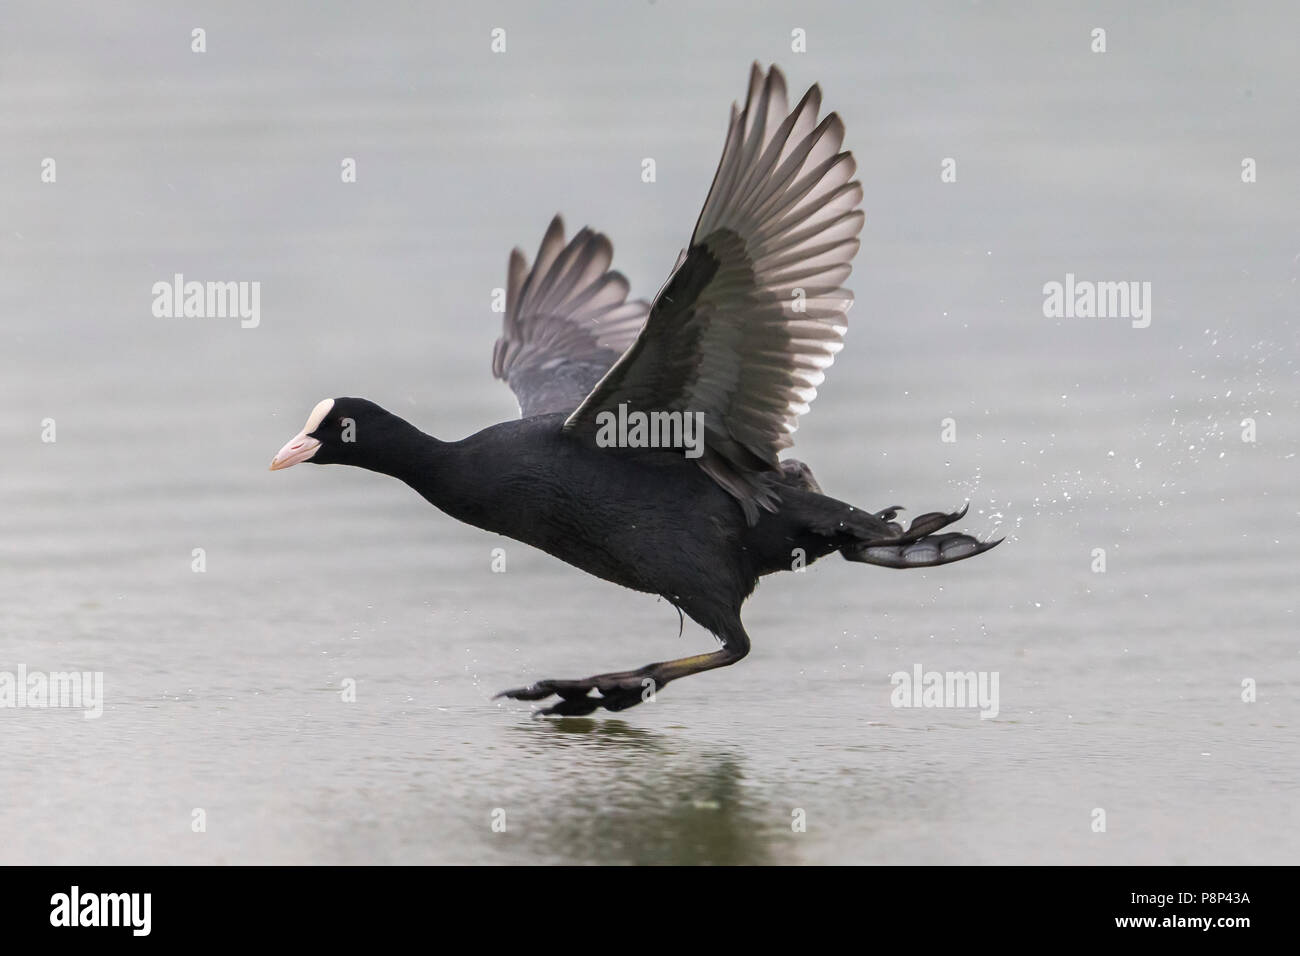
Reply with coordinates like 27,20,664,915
269,397,396,471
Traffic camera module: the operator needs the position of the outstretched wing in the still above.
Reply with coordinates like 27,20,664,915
492,215,650,418
564,64,863,523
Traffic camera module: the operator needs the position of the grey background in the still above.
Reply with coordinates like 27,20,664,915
1,1,1296,863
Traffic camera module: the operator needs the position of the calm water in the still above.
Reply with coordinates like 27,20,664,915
2,1,1297,864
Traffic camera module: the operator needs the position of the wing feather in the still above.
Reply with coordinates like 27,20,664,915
492,216,649,417
565,64,863,523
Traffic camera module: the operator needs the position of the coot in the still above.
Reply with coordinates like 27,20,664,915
271,64,1000,715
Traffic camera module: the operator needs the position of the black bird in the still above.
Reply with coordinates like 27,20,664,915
271,64,1001,715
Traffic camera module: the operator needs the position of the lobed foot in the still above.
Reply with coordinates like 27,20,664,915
844,503,1003,568
875,503,970,543
845,531,1003,569
496,671,658,716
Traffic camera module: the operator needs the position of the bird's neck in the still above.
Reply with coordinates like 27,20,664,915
359,419,484,523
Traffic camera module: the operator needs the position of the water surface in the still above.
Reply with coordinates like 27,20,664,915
2,1,1296,864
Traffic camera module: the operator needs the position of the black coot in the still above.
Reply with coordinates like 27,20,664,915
271,64,1000,715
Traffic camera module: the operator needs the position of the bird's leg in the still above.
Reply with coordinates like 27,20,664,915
496,624,751,716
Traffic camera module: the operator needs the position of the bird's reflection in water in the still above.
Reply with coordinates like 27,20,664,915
503,718,786,865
